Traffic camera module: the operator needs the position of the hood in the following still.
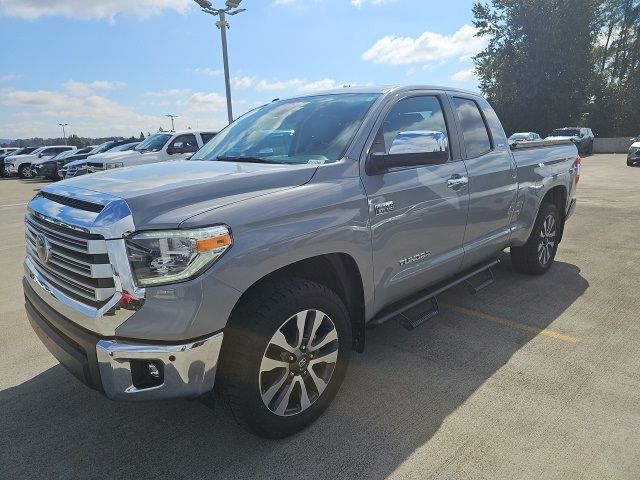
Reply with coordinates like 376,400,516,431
62,159,87,168
6,153,36,163
56,160,317,228
631,141,640,149
87,150,143,163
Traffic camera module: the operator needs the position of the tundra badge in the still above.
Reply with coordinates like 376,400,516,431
374,201,395,215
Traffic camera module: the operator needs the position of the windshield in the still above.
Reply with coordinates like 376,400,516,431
136,133,171,152
551,129,580,137
192,93,380,164
89,142,113,154
113,142,139,152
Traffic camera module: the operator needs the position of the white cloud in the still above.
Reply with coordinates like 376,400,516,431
0,85,229,138
362,24,486,65
182,91,227,113
63,80,126,96
255,78,345,93
0,0,192,20
232,76,255,90
352,0,395,7
451,68,477,84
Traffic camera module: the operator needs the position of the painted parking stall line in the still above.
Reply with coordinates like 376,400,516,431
441,303,580,344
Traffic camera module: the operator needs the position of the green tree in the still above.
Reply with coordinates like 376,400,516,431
589,0,640,136
473,0,602,135
66,134,88,148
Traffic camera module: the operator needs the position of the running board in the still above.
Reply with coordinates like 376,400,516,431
465,267,495,294
368,258,499,328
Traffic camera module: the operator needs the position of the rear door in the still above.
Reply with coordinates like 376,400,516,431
448,93,517,269
361,91,469,311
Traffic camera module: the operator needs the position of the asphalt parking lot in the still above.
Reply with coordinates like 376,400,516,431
0,154,638,480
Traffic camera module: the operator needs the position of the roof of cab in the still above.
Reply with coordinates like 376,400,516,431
277,85,481,99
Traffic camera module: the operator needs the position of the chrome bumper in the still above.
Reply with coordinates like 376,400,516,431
96,333,223,401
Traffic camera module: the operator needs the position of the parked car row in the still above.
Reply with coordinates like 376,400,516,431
508,127,595,156
628,135,640,167
1,130,218,182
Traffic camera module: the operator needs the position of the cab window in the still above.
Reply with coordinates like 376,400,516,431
169,134,199,154
373,95,450,163
452,97,492,158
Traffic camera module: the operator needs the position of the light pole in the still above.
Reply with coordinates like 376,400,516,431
193,0,246,124
59,123,68,144
165,114,179,131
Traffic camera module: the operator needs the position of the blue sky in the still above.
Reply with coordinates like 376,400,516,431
0,0,483,139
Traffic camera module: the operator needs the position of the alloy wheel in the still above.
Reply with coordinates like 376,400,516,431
538,214,557,265
259,309,339,417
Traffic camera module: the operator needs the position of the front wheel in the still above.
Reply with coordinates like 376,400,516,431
18,164,34,179
511,202,560,275
215,278,351,438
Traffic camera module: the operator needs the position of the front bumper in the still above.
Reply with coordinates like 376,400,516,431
34,163,56,177
24,277,223,401
6,164,17,174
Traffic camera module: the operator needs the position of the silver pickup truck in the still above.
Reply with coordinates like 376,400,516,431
23,86,579,438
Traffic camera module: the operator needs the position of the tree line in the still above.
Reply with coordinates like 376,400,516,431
473,0,640,137
3,132,147,149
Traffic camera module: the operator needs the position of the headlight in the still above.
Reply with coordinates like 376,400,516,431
125,226,232,287
106,162,124,169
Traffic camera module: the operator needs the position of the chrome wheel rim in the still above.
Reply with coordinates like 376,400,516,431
259,309,339,417
23,166,32,178
538,214,557,265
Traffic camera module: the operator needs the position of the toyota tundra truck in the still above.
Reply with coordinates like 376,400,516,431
23,86,579,438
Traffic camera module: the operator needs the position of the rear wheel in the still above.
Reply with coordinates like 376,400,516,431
215,278,351,438
511,202,560,275
18,164,34,179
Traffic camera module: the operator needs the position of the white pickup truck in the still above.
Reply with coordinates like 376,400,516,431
6,145,77,179
86,130,217,173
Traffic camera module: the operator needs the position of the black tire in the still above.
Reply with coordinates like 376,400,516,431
586,141,593,156
18,164,34,179
215,278,352,438
510,202,561,275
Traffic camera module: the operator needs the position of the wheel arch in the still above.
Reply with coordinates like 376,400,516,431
228,253,367,353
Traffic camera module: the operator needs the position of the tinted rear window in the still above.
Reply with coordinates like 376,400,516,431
453,97,492,158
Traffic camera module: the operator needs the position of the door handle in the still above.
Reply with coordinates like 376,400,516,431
447,175,469,190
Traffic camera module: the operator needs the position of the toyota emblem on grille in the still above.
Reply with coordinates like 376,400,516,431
35,233,52,264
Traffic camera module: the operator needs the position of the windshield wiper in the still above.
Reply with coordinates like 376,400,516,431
216,155,281,164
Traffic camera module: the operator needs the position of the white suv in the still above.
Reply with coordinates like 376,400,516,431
5,145,77,179
86,130,217,172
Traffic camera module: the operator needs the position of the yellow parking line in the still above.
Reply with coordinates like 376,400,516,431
441,303,580,344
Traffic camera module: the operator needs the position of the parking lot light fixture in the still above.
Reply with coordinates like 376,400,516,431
192,0,246,124
165,114,179,132
59,123,68,145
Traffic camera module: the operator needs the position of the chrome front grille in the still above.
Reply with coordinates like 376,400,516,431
25,213,115,307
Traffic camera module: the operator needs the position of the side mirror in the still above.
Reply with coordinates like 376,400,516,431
38,153,44,158
367,131,449,175
167,146,176,155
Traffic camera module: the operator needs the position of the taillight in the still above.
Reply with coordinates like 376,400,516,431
575,155,581,184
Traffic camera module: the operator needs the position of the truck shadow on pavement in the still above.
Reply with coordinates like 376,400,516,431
0,256,588,480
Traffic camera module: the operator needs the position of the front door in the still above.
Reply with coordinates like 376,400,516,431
361,93,470,312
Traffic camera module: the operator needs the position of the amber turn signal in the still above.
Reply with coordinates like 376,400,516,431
196,233,232,252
